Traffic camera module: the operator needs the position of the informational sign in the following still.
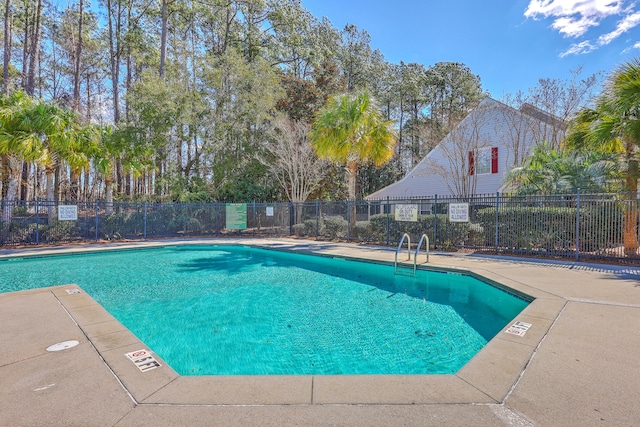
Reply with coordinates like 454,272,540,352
225,203,247,230
505,321,532,337
58,205,78,221
266,206,274,217
125,349,162,372
449,203,469,223
395,204,418,222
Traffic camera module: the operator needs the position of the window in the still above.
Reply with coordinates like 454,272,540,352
469,147,498,176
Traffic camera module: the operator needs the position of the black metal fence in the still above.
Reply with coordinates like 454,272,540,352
1,192,639,263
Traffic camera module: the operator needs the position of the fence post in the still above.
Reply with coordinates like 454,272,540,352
315,200,319,238
252,200,257,236
215,203,219,236
576,188,581,262
182,204,187,237
35,199,39,244
143,201,147,239
495,192,500,251
289,202,293,235
385,196,390,246
347,199,351,242
433,195,438,249
94,200,99,241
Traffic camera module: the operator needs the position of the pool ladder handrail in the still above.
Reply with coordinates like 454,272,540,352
414,234,429,275
394,233,411,274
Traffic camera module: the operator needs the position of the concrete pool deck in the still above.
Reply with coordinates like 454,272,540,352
1,238,640,426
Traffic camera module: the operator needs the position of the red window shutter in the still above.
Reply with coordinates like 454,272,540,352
468,151,475,176
491,147,498,174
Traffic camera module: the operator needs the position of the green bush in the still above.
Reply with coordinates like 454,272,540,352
354,221,373,240
12,206,29,216
41,221,77,243
369,214,470,248
292,219,322,237
2,221,37,243
145,207,183,236
323,216,347,239
475,205,624,253
185,217,203,234
292,223,306,237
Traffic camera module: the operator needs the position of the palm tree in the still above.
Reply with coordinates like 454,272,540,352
311,90,397,233
93,125,153,214
0,92,94,222
23,99,91,221
568,57,640,254
507,141,620,195
0,92,41,222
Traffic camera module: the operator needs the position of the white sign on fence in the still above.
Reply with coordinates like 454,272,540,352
395,204,418,222
266,206,274,217
449,203,469,223
58,205,78,221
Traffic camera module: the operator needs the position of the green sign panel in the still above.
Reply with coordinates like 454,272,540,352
225,203,247,230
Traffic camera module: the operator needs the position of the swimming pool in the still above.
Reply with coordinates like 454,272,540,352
0,245,530,375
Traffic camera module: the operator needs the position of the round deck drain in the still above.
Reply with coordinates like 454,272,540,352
46,340,79,352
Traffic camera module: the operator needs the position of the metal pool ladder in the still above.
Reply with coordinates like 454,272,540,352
414,234,429,275
394,233,412,275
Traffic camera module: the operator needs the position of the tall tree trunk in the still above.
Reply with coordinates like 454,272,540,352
1,155,20,222
115,159,122,197
159,0,168,78
346,160,358,237
72,0,84,112
105,163,114,214
0,154,6,198
19,161,28,200
25,0,42,96
3,0,12,95
45,164,56,222
107,0,121,123
624,140,639,255
70,169,80,202
125,5,132,122
83,167,90,201
20,0,30,90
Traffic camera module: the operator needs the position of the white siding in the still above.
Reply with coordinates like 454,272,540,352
367,98,560,199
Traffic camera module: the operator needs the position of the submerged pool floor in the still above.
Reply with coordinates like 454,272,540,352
0,245,528,375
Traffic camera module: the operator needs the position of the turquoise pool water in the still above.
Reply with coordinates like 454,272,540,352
0,245,529,375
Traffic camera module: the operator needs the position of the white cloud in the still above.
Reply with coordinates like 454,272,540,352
525,0,624,37
621,41,640,53
597,10,640,44
560,40,597,57
525,1,640,56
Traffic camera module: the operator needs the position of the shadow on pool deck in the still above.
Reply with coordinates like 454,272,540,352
1,238,640,426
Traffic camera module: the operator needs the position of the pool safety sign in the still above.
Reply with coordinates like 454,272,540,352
125,349,161,372
449,203,469,223
225,203,247,230
395,204,418,222
505,321,532,337
58,205,78,221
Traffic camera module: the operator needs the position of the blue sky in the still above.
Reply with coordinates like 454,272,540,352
301,0,640,98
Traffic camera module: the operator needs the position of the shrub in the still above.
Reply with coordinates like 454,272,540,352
292,223,306,237
354,221,372,240
41,221,77,243
186,217,203,234
323,216,347,239
368,214,470,248
475,205,624,253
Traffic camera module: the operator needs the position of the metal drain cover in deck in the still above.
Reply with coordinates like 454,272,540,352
46,340,79,352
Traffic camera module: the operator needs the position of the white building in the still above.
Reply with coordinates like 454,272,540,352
367,97,564,200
